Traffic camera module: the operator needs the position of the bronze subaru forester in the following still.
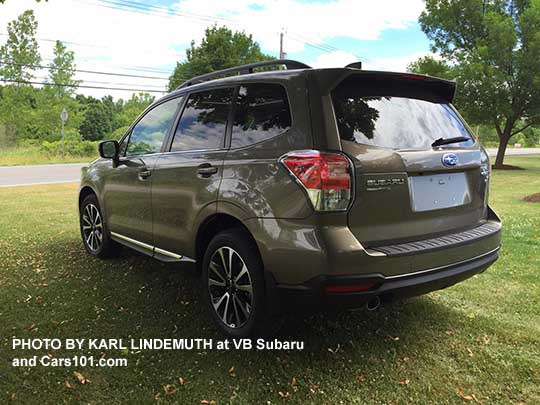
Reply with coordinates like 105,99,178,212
79,60,502,337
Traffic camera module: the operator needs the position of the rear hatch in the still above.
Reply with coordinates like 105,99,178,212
329,72,489,246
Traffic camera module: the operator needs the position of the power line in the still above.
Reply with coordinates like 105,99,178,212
82,0,361,60
0,60,172,80
0,32,185,62
33,76,166,89
41,57,173,75
0,78,166,93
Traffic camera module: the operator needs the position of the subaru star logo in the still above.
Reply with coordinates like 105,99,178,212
442,153,459,167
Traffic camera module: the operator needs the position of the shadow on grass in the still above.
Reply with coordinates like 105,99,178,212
35,239,466,364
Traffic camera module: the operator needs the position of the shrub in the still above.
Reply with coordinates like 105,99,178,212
40,139,99,157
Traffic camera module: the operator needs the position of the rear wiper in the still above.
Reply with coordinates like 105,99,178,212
431,136,470,148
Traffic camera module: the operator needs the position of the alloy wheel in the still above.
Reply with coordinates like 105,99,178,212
208,246,253,328
82,203,103,252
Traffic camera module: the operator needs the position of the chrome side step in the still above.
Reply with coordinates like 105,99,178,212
110,232,195,263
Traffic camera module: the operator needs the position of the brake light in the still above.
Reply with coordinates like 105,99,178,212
399,73,428,81
281,150,352,211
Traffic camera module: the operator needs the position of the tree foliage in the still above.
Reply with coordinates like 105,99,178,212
0,10,154,148
415,0,540,167
48,41,80,97
168,26,273,90
0,10,40,82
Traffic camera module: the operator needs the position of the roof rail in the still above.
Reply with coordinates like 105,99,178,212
176,59,311,89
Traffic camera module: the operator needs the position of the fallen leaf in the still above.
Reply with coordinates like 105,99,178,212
25,323,37,332
73,371,90,384
10,393,16,401
399,379,410,386
402,357,411,362
278,391,291,398
201,401,216,404
358,375,366,383
482,335,490,345
467,348,474,357
228,366,236,377
178,377,185,386
471,394,484,403
163,384,176,395
291,376,297,386
457,391,474,401
64,380,73,389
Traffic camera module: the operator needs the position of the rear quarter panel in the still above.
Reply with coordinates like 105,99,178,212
217,75,314,220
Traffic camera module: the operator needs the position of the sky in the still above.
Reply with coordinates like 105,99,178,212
0,0,433,100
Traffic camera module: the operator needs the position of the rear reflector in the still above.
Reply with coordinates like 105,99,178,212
280,150,352,211
325,283,376,293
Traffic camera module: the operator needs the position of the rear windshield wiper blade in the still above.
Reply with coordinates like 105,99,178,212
431,136,470,148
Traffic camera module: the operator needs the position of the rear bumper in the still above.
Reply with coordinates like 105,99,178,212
267,246,499,313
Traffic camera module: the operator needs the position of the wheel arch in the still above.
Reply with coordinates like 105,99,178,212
195,213,261,272
79,185,97,208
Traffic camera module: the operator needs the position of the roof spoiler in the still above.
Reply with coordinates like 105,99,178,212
314,69,457,104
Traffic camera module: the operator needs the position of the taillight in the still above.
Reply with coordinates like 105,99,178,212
280,150,353,211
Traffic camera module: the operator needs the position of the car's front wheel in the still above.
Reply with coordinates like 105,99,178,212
80,194,120,258
202,229,272,337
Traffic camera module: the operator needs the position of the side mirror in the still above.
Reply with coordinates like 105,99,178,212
98,140,119,160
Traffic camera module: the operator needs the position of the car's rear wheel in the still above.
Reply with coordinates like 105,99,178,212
80,194,120,258
202,229,273,337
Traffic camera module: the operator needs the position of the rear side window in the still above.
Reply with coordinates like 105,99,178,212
332,95,474,150
231,83,291,148
171,88,234,152
126,97,182,156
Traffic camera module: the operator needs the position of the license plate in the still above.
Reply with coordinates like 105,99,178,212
409,172,471,212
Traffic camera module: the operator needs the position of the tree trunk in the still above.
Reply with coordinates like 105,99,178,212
494,129,511,169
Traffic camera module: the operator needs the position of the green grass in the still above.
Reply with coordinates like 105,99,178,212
0,146,96,166
1,157,539,404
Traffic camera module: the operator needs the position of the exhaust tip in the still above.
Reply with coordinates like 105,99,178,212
366,296,381,311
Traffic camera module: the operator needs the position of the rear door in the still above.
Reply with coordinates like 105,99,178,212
151,87,235,259
330,73,489,246
104,96,182,246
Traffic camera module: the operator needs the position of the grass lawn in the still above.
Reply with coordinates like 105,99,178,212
0,146,96,166
0,156,539,404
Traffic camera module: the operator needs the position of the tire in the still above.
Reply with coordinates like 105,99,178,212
80,194,121,259
202,229,276,338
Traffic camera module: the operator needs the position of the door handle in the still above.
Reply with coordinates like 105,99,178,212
197,164,218,177
138,169,152,180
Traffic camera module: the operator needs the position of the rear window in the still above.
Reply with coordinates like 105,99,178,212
332,95,474,150
231,83,291,148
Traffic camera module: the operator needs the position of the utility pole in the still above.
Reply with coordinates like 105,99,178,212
279,31,286,59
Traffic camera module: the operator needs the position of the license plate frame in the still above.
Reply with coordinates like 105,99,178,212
409,172,471,212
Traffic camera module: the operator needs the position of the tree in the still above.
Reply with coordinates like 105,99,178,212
168,26,273,90
47,41,80,97
117,93,154,127
416,0,540,168
0,10,40,82
0,10,41,142
79,101,114,141
407,55,455,80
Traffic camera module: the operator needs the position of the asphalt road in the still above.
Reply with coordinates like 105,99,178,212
486,147,540,157
0,163,86,187
0,148,538,187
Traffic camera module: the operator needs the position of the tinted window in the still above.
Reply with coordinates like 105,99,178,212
127,97,182,155
231,84,291,148
171,88,234,151
332,95,473,150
